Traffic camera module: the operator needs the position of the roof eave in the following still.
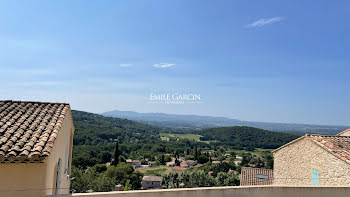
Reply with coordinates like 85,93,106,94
0,155,48,164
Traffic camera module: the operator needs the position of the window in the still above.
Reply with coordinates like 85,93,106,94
256,174,269,179
312,168,319,185
64,148,68,173
55,158,62,195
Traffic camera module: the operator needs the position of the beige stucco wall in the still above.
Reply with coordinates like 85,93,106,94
45,108,75,196
142,180,161,189
0,108,74,197
47,186,350,197
0,163,47,197
273,138,350,185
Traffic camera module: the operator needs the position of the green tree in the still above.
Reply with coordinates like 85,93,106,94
161,154,165,165
188,170,215,187
92,174,115,192
99,151,112,164
124,180,132,191
91,164,107,173
71,166,94,193
161,172,179,189
242,153,252,166
264,154,274,169
215,172,239,186
175,158,180,166
103,162,143,189
194,145,198,161
197,155,209,164
113,140,120,166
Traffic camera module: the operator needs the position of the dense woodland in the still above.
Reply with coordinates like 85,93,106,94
196,126,297,150
70,110,298,192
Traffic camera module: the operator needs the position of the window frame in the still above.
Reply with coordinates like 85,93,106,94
312,168,319,185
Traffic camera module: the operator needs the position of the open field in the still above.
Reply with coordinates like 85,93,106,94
136,166,172,176
233,148,273,157
160,133,218,144
160,133,201,141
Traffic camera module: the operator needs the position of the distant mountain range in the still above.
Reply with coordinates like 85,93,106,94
101,110,349,135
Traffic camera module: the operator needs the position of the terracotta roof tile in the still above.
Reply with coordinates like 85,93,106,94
142,176,162,182
309,135,350,164
240,167,273,186
0,100,70,162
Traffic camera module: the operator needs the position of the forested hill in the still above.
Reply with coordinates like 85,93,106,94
72,110,160,146
195,126,298,150
71,110,162,168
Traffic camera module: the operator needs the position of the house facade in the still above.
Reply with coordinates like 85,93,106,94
273,132,350,186
141,176,162,189
0,100,75,197
132,160,141,168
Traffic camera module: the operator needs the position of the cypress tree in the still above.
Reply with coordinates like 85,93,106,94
161,154,165,165
194,145,198,161
114,140,119,166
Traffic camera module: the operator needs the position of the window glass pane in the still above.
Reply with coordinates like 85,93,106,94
256,174,268,179
56,158,62,194
312,168,319,185
64,148,68,171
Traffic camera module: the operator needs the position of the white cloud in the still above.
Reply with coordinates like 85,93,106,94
245,17,284,28
153,63,175,68
120,64,133,67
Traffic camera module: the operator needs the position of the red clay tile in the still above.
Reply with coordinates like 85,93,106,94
0,100,70,161
240,167,273,186
310,135,350,163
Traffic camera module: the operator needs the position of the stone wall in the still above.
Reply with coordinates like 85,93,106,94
273,137,350,185
47,186,350,197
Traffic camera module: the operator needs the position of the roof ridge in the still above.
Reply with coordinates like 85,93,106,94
241,167,273,171
309,134,350,138
0,100,70,105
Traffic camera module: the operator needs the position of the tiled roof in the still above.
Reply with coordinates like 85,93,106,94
240,167,273,186
142,176,162,182
0,100,70,162
310,135,350,164
185,160,198,166
273,134,350,165
336,128,350,136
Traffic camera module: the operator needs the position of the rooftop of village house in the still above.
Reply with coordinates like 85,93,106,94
0,100,70,162
273,133,350,164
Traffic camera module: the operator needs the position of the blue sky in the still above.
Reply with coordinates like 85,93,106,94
0,0,349,125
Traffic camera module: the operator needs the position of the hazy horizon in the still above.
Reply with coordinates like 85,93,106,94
100,109,349,127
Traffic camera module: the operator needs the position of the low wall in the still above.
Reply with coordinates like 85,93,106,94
48,186,350,197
